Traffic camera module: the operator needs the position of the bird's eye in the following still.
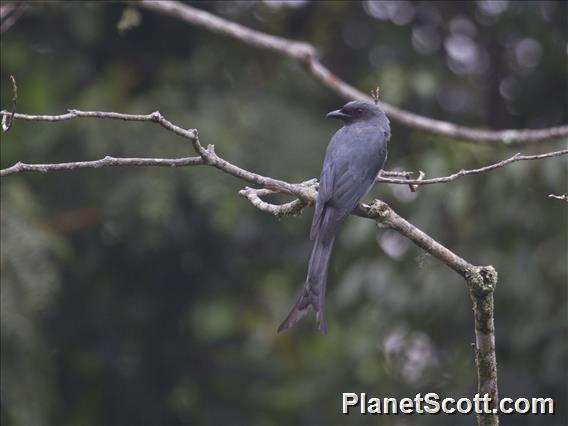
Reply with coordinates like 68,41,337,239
356,108,363,113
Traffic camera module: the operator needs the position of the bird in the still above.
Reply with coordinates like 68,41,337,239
278,100,391,334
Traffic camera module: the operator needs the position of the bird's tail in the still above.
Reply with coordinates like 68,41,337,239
278,235,336,334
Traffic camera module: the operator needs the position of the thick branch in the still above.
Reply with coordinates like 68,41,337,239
362,201,499,425
137,0,568,145
467,266,499,426
362,200,472,274
240,193,500,424
137,0,315,60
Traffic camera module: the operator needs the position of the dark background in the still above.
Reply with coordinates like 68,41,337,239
1,1,566,425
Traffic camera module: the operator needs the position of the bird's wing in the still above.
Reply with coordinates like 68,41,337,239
325,132,387,226
329,164,374,214
310,161,335,240
311,127,387,240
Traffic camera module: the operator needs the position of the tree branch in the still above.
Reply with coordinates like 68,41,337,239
1,75,17,132
236,172,501,423
0,155,204,176
0,107,505,424
137,0,568,146
548,194,568,202
0,109,315,201
2,110,566,194
365,202,499,426
238,184,311,218
248,193,501,424
376,149,568,186
2,6,561,424
0,1,26,34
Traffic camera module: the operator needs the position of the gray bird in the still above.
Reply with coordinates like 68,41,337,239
278,100,390,334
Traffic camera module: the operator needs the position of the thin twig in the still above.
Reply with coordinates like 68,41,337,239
380,170,414,178
376,149,568,186
407,170,425,192
137,0,568,145
548,194,568,202
0,156,204,176
1,75,17,132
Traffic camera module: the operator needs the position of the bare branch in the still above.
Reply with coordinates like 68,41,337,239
237,179,318,217
239,187,306,217
0,2,26,34
0,108,503,424
241,193,501,424
548,194,568,202
1,75,17,132
363,199,472,273
380,170,414,178
376,149,568,186
0,108,199,141
137,0,568,146
2,110,566,195
364,200,499,425
240,195,501,424
0,156,203,177
468,267,499,426
137,0,315,60
0,109,315,203
407,170,425,192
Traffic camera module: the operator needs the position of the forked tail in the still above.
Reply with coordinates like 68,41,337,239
277,236,336,334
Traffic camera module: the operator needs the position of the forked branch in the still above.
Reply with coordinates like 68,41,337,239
2,110,566,183
1,107,504,425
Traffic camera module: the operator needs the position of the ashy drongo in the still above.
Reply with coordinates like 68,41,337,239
278,100,391,334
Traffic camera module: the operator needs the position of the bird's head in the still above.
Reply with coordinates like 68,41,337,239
326,100,388,125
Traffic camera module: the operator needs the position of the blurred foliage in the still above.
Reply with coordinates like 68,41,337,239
1,1,567,425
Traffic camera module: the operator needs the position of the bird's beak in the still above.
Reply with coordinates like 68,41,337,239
326,109,350,119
